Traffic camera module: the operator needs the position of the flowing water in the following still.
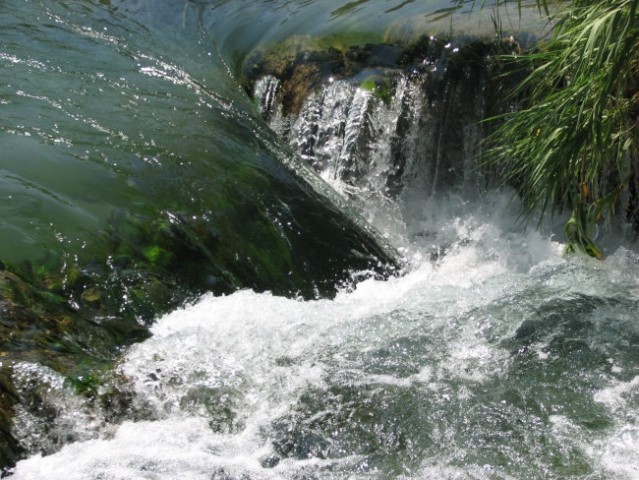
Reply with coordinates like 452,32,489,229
9,199,639,479
2,1,639,479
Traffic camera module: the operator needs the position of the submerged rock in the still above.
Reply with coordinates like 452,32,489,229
0,12,416,468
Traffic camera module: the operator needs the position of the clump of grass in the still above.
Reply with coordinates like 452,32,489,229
477,0,639,257
450,1,639,256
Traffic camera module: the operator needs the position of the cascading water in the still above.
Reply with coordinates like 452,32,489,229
254,73,421,240
259,72,426,198
248,41,498,248
9,200,639,479
2,1,639,479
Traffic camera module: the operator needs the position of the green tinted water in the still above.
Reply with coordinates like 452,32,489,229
7,2,636,480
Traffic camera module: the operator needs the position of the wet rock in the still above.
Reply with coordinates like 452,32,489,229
0,266,152,470
259,454,281,468
0,268,150,361
0,367,23,473
244,35,523,201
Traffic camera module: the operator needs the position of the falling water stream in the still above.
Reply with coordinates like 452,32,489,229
2,1,639,479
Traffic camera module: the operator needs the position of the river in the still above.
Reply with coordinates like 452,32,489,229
2,1,639,479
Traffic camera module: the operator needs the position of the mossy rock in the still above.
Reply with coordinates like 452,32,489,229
243,33,523,118
0,366,24,472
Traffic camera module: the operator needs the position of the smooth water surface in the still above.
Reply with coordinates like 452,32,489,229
1,0,240,262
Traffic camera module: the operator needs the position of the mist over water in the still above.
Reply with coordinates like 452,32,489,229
3,1,639,479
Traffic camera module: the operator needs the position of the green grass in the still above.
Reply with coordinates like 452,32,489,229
458,0,639,256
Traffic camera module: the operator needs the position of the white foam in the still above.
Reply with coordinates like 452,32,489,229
9,417,275,480
11,363,103,456
594,376,639,412
600,428,639,480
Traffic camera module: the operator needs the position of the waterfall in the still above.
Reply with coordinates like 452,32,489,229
249,39,502,239
255,73,429,200
4,2,639,479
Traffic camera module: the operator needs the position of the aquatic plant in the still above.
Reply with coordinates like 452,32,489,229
464,0,639,256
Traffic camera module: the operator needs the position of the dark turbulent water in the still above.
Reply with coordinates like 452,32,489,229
2,1,639,479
